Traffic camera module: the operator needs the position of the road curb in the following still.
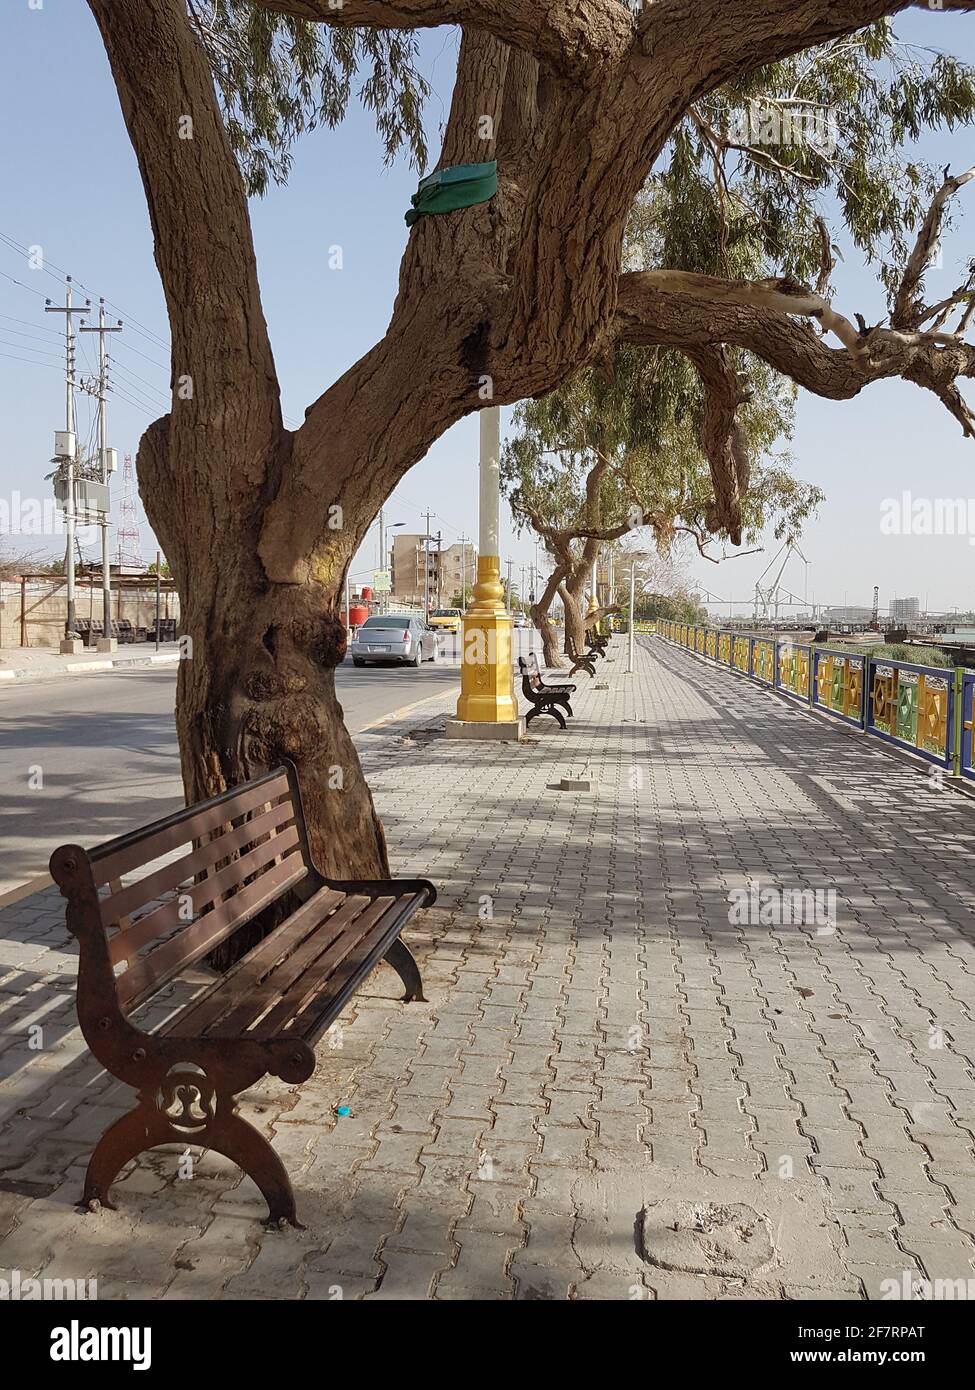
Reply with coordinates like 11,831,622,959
356,683,461,734
0,652,180,685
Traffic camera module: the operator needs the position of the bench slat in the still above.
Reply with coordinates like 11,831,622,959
165,886,348,1038
287,894,422,1043
206,892,376,1037
90,771,291,886
109,823,301,967
249,895,397,1040
101,799,297,930
117,854,307,1011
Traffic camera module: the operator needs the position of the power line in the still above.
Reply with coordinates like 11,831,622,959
0,228,171,352
0,335,62,361
0,313,61,339
0,348,62,371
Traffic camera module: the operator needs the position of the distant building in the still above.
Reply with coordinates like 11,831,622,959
822,605,873,625
889,596,920,621
390,534,476,609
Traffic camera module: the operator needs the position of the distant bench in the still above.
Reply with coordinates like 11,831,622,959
50,762,435,1228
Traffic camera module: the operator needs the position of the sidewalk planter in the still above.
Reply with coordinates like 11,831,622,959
811,647,865,727
655,625,971,774
866,658,953,768
775,641,811,703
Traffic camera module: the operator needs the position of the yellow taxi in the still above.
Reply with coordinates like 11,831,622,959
427,607,463,634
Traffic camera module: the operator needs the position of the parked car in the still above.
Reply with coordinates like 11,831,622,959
350,614,438,667
427,607,463,635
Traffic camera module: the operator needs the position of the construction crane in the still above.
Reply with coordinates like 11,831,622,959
752,541,810,623
870,586,880,630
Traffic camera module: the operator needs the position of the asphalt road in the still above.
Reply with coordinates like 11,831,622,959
0,656,462,898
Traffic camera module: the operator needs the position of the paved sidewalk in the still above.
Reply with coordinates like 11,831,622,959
1,637,974,1300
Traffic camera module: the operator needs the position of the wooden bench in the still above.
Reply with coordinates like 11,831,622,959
518,654,575,729
564,635,598,677
49,762,435,1229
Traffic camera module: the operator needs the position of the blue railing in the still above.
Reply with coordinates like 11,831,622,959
655,621,966,774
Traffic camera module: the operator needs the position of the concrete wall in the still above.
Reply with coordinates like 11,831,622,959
0,579,180,648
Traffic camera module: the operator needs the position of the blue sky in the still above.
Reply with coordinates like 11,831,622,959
1,2,975,615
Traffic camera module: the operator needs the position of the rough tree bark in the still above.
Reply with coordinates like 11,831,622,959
530,563,567,669
89,0,975,909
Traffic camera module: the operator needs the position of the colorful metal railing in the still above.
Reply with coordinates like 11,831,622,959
751,638,775,685
960,671,975,781
775,641,811,703
654,624,969,774
732,635,751,673
811,647,865,726
866,659,953,768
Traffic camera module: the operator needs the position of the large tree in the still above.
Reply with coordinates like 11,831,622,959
501,337,820,664
87,0,975,886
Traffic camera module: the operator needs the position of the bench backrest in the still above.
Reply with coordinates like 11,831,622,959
53,765,310,1015
517,655,542,692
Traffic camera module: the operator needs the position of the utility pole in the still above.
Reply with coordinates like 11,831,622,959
80,298,122,644
627,556,637,674
520,566,525,613
506,558,513,610
154,549,161,651
422,510,434,621
46,276,91,644
458,533,468,608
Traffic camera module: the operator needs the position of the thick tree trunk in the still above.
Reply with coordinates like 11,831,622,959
531,565,566,669
560,580,587,657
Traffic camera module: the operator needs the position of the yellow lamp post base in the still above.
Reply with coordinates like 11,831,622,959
449,555,523,731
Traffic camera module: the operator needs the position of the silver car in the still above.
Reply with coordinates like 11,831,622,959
350,615,439,667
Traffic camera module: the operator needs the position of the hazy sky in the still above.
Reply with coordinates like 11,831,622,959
2,3,975,616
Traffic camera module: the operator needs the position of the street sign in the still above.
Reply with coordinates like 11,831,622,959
373,569,391,593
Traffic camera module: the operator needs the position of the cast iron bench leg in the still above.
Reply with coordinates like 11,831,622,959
82,1088,301,1231
385,937,427,1003
82,1098,172,1214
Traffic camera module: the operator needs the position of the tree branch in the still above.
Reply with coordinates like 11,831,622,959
252,0,635,80
615,269,975,438
892,163,975,330
682,343,750,546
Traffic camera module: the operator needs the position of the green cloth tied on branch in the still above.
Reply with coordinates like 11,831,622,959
405,161,498,227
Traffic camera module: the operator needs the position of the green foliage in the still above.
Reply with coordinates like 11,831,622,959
876,641,953,668
188,1,428,195
653,22,975,300
502,335,821,553
846,641,953,667
634,591,708,624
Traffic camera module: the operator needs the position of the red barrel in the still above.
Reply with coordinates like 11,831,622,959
360,586,373,602
348,604,369,628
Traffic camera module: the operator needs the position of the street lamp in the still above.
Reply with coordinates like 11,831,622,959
447,406,523,738
626,553,648,674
